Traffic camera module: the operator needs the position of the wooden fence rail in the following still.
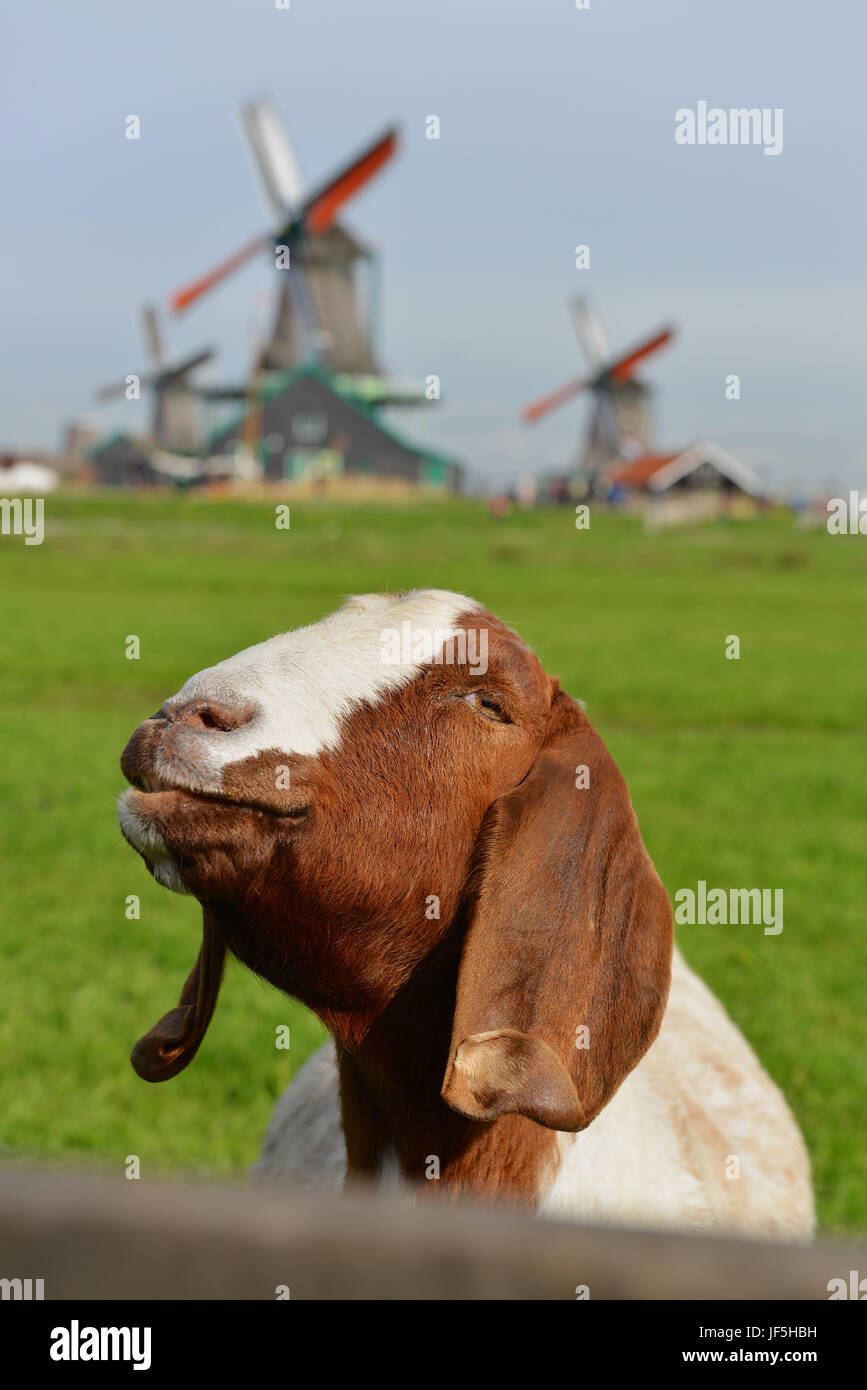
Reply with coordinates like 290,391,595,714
0,1169,863,1300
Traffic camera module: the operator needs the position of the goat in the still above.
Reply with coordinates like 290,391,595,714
118,589,814,1238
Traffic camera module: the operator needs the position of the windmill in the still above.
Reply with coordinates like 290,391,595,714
95,304,215,453
167,101,420,403
521,298,676,493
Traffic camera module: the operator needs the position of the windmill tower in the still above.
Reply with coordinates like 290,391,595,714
521,298,676,494
95,304,215,453
168,101,421,403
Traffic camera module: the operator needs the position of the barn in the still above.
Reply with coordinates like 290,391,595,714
88,434,163,488
207,365,463,491
87,434,230,488
605,441,764,499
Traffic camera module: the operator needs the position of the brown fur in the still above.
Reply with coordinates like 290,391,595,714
120,605,673,1209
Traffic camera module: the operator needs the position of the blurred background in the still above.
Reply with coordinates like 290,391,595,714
0,0,865,1239
2,0,867,494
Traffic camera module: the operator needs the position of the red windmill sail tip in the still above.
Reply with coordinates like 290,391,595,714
169,233,270,314
303,127,400,237
606,326,676,383
168,125,400,314
521,376,589,423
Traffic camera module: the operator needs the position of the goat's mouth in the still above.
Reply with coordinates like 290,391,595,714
118,777,307,854
119,773,310,821
117,777,309,897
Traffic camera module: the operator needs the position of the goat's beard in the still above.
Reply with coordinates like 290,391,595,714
119,786,293,902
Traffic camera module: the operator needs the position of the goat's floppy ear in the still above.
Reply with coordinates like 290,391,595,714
131,908,226,1082
442,692,672,1131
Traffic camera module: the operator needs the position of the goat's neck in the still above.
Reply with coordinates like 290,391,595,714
329,933,557,1207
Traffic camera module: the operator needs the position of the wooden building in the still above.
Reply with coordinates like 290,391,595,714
207,365,462,491
605,441,764,498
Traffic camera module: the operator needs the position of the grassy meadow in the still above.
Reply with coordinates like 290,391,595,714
0,492,864,1233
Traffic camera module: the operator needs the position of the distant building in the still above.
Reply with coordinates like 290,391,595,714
0,456,59,493
605,442,764,499
208,365,462,491
88,434,163,488
88,434,237,488
61,415,102,462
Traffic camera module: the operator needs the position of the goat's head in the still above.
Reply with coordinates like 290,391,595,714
119,589,672,1132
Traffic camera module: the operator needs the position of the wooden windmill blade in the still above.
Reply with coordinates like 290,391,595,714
169,119,400,318
95,304,168,398
157,347,217,386
568,297,609,372
140,303,167,372
94,376,135,402
239,98,305,217
294,127,399,238
605,325,676,383
169,233,272,314
521,375,591,422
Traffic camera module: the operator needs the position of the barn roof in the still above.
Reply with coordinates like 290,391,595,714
607,442,764,497
607,453,680,487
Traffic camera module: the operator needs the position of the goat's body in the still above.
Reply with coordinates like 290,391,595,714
539,950,813,1238
255,1041,346,1194
254,948,814,1239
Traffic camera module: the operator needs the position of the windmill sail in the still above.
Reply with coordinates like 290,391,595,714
239,99,305,215
568,297,608,373
141,303,166,371
170,106,394,382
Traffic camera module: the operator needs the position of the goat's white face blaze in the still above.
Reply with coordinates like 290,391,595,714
169,588,480,769
118,587,482,870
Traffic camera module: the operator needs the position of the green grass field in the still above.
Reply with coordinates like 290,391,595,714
1,493,864,1232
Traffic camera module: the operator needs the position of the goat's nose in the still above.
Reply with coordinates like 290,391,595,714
159,697,256,732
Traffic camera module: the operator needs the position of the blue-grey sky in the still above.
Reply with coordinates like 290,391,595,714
3,0,866,493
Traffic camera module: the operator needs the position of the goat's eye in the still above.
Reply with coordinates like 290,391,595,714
463,691,509,722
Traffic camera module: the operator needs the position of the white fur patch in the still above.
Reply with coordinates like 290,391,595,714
536,949,814,1238
157,589,480,787
117,793,190,894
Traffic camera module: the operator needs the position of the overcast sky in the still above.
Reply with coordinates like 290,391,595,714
2,0,865,493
